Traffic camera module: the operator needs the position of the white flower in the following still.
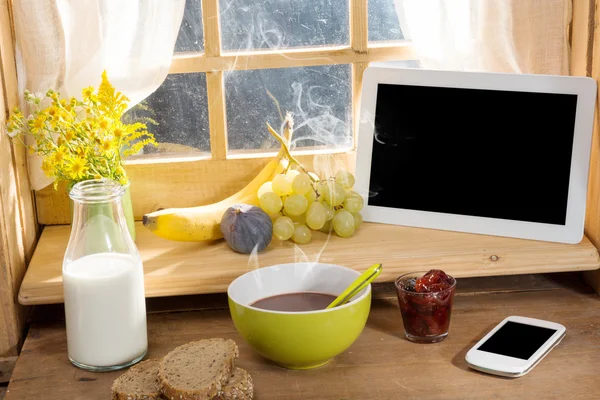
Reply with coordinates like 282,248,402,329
5,126,18,138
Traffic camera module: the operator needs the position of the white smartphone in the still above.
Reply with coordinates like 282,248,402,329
465,316,566,377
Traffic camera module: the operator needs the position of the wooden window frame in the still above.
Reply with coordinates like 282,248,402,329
34,0,417,225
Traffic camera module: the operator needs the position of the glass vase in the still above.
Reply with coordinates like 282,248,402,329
69,181,136,242
63,179,147,371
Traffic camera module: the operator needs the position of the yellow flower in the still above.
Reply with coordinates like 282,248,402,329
68,157,88,180
41,157,56,177
113,127,124,139
53,147,68,164
82,86,95,99
76,146,87,157
6,72,156,189
32,116,45,130
100,138,112,152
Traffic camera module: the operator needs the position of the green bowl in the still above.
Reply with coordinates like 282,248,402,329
228,263,371,370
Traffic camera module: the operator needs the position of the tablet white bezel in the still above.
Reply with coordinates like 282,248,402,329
464,316,566,377
355,67,597,244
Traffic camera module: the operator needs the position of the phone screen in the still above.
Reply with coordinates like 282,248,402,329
477,321,557,360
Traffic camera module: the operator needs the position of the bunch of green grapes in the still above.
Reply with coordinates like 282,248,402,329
257,168,364,244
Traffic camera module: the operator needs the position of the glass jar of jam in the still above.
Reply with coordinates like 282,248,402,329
395,270,456,343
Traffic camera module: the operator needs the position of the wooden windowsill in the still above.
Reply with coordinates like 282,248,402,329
18,222,600,306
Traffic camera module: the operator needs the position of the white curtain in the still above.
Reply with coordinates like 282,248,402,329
398,0,571,75
12,0,185,190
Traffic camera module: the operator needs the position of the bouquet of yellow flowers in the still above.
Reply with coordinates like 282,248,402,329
6,71,157,188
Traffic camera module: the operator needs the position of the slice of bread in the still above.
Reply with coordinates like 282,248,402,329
215,368,254,400
112,359,163,400
158,339,239,400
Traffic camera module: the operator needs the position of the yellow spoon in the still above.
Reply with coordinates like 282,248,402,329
326,263,383,309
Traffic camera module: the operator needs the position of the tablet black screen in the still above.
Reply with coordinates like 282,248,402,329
369,84,578,225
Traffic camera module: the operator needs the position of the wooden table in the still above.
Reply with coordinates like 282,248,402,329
5,274,600,400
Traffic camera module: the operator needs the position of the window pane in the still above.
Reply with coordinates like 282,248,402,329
125,73,210,157
369,0,405,42
224,64,352,153
175,0,204,52
219,0,349,51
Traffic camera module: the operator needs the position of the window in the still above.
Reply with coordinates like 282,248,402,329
133,0,415,155
37,0,416,225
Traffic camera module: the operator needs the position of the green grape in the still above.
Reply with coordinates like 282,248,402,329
272,174,293,196
284,194,308,216
259,192,282,215
292,173,312,195
257,181,273,199
305,202,327,230
321,181,346,206
287,211,306,225
336,169,355,189
320,219,333,233
305,189,317,203
286,169,300,180
292,223,312,244
324,206,335,221
344,191,364,213
352,212,363,229
273,216,294,240
269,211,283,221
333,209,355,238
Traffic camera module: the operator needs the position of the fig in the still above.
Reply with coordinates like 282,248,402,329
220,204,273,254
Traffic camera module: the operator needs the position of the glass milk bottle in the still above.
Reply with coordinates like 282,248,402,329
63,179,147,371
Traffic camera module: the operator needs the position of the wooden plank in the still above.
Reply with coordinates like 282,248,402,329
350,0,368,54
0,0,37,262
0,0,33,356
202,0,221,57
18,220,600,305
352,62,368,151
570,0,594,77
170,43,416,73
571,0,600,292
206,71,228,159
7,288,600,399
0,357,16,384
0,71,26,357
35,151,356,225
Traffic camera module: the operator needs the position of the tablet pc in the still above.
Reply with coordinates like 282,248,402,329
355,67,596,243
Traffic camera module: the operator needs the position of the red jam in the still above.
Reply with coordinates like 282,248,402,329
396,270,456,338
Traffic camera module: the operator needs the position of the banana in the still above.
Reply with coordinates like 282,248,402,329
142,117,293,242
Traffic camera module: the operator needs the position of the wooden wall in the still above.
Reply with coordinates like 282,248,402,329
0,0,38,357
571,0,600,291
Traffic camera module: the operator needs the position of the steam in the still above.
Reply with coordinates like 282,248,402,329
217,1,353,271
288,81,352,151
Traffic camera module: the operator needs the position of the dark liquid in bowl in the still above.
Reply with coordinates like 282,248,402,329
251,292,336,312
